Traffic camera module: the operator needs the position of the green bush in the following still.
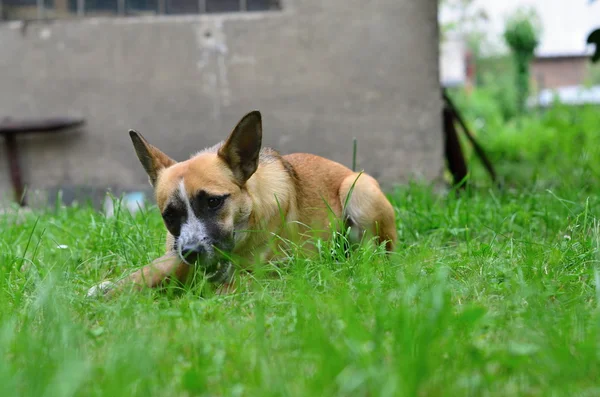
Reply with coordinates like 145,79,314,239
448,87,504,133
447,76,516,136
503,9,541,116
461,102,600,190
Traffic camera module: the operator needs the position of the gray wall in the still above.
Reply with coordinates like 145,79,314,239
0,0,443,207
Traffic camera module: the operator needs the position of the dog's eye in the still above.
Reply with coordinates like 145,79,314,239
207,196,225,210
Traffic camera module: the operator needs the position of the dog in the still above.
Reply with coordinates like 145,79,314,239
87,110,397,298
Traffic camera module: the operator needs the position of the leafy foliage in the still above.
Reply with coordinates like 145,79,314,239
503,9,541,116
439,0,490,55
587,29,600,63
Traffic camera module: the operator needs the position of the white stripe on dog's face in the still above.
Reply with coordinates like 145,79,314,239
176,179,214,264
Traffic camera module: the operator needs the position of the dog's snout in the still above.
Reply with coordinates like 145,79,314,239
180,245,204,264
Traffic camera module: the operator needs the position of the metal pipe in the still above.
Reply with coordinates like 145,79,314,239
3,133,27,206
118,0,125,15
37,0,45,19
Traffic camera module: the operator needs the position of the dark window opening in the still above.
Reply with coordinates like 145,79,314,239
0,0,281,20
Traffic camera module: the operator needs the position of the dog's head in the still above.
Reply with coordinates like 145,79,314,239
128,111,262,268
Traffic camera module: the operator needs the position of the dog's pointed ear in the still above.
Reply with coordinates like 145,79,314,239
218,110,262,185
129,130,176,187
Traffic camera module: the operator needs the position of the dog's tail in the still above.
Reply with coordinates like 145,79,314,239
339,172,397,252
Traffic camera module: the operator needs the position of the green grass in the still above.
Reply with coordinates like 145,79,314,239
1,105,600,396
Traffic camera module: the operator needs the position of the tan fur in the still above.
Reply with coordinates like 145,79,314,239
89,111,397,298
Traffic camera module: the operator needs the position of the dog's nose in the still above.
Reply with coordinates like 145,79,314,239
180,245,204,264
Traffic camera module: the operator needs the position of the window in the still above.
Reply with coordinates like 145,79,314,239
0,0,280,20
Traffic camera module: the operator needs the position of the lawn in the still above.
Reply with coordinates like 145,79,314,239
1,105,600,396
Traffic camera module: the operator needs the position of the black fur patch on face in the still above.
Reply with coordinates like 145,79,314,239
190,190,230,218
188,190,234,252
162,200,186,237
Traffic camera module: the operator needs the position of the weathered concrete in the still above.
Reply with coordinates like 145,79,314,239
0,0,443,207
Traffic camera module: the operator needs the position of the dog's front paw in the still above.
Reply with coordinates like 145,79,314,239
205,261,234,284
86,281,116,298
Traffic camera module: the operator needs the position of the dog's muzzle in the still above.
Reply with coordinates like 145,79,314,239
179,245,205,265
179,245,233,284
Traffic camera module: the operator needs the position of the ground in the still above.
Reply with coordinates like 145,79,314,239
1,105,599,396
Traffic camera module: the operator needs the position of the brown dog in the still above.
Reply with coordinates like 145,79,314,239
87,110,397,298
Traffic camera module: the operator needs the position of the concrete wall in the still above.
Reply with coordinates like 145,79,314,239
0,0,443,207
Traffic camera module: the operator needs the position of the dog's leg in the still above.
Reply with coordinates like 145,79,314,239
87,252,190,298
339,173,398,252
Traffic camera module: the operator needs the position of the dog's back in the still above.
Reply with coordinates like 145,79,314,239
283,153,397,251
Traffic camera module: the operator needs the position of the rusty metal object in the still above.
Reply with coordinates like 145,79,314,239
0,117,85,206
443,101,468,190
442,91,497,191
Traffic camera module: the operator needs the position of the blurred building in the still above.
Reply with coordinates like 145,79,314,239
439,34,467,88
531,54,591,90
439,0,600,107
0,0,443,207
472,0,599,104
